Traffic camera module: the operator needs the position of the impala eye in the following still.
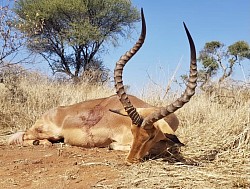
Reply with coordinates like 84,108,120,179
33,140,40,145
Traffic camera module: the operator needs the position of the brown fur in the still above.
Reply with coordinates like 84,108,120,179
8,94,180,161
8,10,196,163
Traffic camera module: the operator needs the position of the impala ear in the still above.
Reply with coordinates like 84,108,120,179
111,107,169,123
109,108,148,117
109,109,128,117
164,133,185,146
154,119,175,134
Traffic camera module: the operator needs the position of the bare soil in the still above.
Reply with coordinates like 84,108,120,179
0,140,127,189
0,135,249,189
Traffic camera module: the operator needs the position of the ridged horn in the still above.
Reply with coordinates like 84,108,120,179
114,8,146,126
142,22,197,129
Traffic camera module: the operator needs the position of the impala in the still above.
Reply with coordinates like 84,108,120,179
8,9,197,163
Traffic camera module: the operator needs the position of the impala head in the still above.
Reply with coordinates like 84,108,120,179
113,8,197,163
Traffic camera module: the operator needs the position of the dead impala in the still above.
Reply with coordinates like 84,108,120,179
8,9,197,163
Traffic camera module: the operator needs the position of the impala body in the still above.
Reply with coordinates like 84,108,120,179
9,95,179,150
9,9,197,163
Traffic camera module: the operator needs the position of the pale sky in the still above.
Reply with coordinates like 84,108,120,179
1,0,250,94
103,0,250,94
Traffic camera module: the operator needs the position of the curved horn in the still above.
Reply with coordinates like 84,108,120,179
114,8,146,126
142,22,197,129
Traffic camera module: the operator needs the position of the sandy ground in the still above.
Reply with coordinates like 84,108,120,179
0,141,127,189
0,134,249,189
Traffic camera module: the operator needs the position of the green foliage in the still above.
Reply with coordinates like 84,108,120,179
13,0,140,81
199,56,219,72
204,41,223,54
228,41,250,60
198,40,250,89
198,41,223,81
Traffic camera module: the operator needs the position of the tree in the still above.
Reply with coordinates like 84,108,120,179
227,41,250,82
228,41,250,60
198,40,250,89
13,0,140,82
197,41,222,88
0,0,26,68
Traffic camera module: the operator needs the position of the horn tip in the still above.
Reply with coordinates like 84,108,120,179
183,22,188,30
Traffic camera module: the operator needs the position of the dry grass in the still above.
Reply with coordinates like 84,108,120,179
0,68,114,132
122,92,249,189
112,83,249,189
0,68,249,188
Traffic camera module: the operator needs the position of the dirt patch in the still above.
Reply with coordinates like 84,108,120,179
0,135,249,189
0,142,127,189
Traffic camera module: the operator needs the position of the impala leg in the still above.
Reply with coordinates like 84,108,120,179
109,142,131,151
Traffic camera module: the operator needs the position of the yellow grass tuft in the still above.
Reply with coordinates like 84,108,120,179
0,68,249,188
0,69,114,132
